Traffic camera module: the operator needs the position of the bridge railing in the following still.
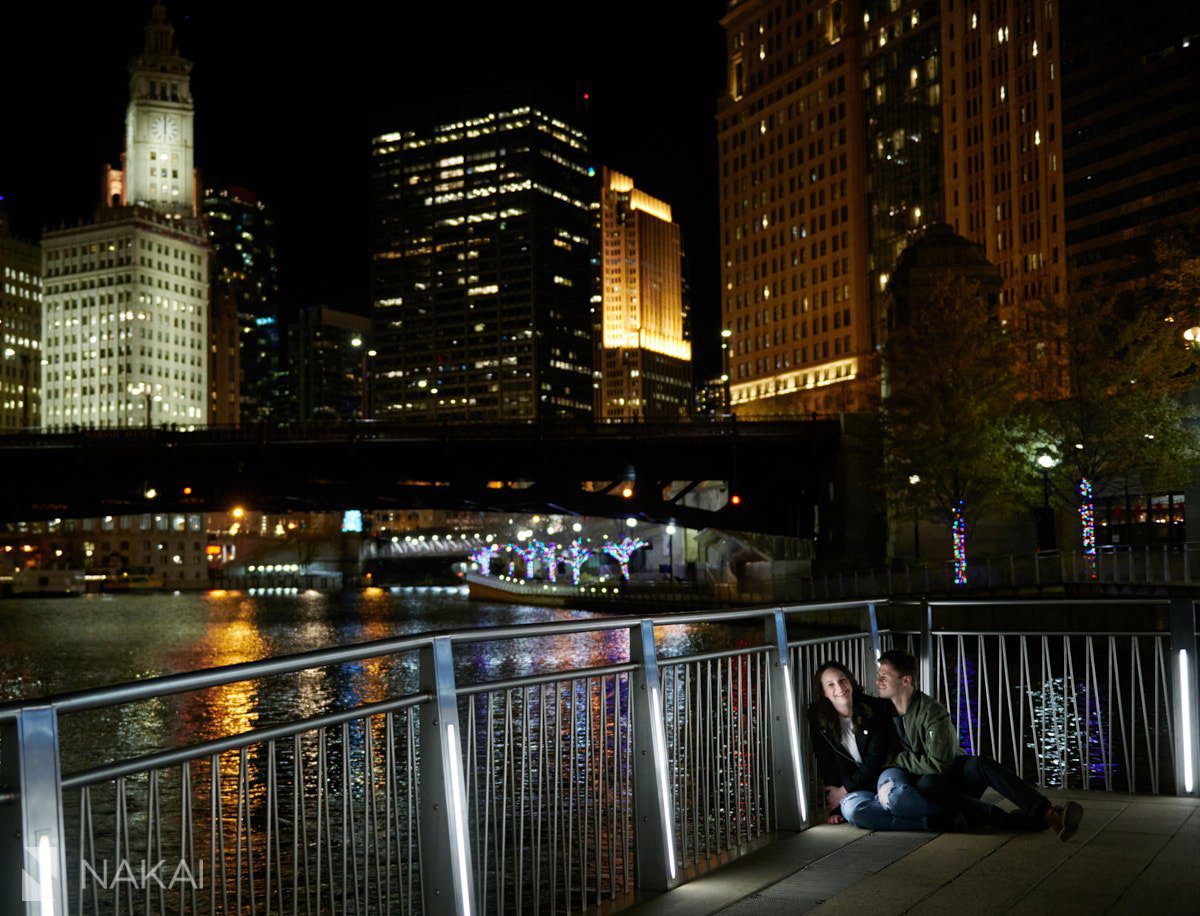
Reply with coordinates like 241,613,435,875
0,598,1196,915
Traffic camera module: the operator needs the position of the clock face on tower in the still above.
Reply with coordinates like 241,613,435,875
149,115,180,143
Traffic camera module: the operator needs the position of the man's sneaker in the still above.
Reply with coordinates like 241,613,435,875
1048,802,1084,841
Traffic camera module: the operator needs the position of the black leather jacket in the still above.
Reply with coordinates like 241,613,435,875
808,694,897,792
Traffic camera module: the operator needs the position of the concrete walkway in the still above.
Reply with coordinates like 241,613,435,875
625,791,1200,915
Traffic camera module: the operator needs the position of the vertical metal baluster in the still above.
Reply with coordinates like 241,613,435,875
342,721,355,915
1019,641,1038,786
704,658,713,863
295,732,308,916
1111,638,1130,793
550,681,561,914
366,716,380,913
408,713,419,916
517,687,528,916
212,754,225,916
316,729,327,914
1132,638,1152,793
998,637,1016,774
385,713,395,914
536,682,546,916
477,694,488,912
264,739,276,911
568,679,577,915
241,749,255,912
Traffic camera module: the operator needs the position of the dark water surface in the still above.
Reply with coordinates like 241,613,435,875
0,588,743,775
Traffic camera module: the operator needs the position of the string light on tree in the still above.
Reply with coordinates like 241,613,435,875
536,540,561,582
564,539,592,585
511,542,540,579
1078,477,1097,579
602,536,648,581
469,544,500,576
952,501,968,586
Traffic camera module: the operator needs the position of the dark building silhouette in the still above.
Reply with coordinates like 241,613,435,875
203,186,283,423
0,211,41,430
290,305,368,421
1062,1,1200,286
370,94,596,421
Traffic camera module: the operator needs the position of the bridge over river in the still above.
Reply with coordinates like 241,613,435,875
0,594,1196,914
0,417,877,543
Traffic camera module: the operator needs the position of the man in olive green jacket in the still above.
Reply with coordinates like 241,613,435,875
875,649,1083,840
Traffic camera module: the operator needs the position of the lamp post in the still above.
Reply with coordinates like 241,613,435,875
720,328,732,413
1036,452,1058,550
908,474,921,560
665,522,676,581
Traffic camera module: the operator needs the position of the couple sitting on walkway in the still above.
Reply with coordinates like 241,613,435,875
809,650,1084,840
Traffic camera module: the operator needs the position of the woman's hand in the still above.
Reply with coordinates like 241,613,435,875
826,812,845,825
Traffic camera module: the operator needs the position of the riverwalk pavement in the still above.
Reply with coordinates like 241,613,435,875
624,790,1199,915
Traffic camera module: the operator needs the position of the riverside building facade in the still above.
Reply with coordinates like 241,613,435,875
718,0,1068,412
596,168,692,420
0,214,41,430
370,96,596,421
40,2,209,429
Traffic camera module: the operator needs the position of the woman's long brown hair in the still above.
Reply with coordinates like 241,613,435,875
811,660,873,734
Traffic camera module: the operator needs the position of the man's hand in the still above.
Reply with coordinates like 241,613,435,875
824,785,848,808
826,812,845,825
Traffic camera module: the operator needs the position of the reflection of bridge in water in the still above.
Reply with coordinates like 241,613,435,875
1,595,1196,914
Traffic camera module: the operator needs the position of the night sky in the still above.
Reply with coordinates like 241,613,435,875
0,1,729,376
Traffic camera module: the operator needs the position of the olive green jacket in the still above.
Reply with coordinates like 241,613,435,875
892,690,962,775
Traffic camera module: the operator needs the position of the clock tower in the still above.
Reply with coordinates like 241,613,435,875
121,2,197,222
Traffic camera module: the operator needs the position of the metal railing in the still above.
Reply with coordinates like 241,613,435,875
762,543,1200,602
0,598,1196,915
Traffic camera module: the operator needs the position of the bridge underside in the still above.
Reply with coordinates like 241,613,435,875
0,421,850,537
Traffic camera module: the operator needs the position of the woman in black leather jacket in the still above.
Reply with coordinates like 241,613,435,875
807,660,897,824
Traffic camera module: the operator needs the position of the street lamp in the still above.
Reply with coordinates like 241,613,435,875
1036,452,1058,550
908,474,921,560
1184,327,1200,350
665,522,676,580
721,328,732,413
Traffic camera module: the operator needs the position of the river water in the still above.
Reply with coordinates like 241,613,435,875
0,588,745,776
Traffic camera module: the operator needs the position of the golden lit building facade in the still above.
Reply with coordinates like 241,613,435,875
719,0,1068,410
718,0,875,417
940,0,1067,342
597,168,692,419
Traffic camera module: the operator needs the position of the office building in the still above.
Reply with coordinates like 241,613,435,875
40,2,209,429
290,305,369,421
718,0,1068,410
1062,1,1200,286
596,167,692,420
203,186,283,422
370,96,595,421
718,0,874,416
0,214,41,430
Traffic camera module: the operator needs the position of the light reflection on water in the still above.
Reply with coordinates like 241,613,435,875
0,589,748,776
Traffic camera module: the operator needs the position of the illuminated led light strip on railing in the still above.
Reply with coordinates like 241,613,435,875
38,834,54,916
782,664,808,821
648,685,678,880
1182,650,1195,793
446,723,473,916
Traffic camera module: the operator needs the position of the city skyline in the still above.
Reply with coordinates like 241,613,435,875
0,1,729,373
